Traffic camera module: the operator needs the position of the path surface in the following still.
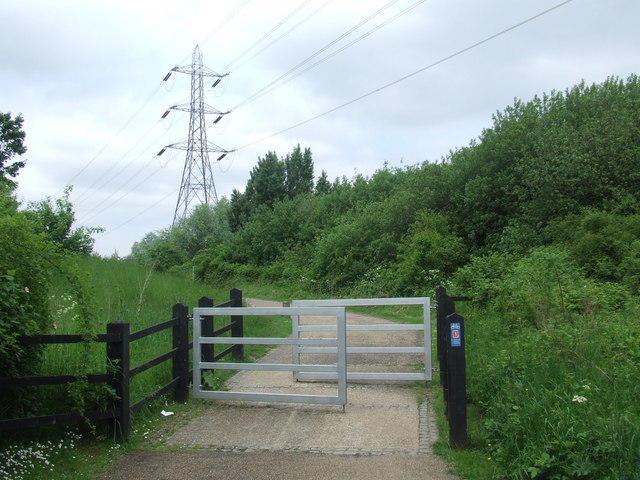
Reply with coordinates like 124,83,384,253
98,299,459,480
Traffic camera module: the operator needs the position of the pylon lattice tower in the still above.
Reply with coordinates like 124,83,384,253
158,45,230,225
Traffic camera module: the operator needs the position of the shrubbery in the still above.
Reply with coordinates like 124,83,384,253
456,246,639,479
0,195,54,418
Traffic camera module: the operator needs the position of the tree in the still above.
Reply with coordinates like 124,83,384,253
1,186,55,417
23,186,103,255
129,230,167,264
0,112,27,188
228,188,250,232
245,151,287,208
168,200,232,258
315,170,331,195
229,146,315,231
285,144,314,197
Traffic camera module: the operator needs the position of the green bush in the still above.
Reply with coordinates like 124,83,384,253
463,247,639,479
0,204,55,418
394,210,467,295
0,216,53,371
490,246,628,329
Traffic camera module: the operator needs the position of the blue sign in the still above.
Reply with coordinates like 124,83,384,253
450,322,462,347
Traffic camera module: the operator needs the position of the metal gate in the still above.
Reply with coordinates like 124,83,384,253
291,297,432,382
192,306,347,406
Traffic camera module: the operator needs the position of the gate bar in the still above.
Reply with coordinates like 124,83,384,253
291,297,432,381
193,306,347,407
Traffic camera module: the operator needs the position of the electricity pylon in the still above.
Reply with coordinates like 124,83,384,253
158,45,230,225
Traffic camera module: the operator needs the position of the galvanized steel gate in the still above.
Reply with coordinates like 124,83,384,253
291,297,432,382
193,306,347,406
192,297,431,407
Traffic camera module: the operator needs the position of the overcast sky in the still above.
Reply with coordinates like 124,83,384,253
2,0,638,256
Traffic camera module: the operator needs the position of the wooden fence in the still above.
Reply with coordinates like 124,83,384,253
0,288,243,440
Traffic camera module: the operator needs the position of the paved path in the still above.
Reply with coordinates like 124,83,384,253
98,299,459,480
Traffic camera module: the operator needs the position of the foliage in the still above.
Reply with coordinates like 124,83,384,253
552,210,640,291
457,246,638,479
229,145,315,230
314,169,331,195
168,200,232,258
394,210,467,295
22,186,103,255
309,191,414,292
284,144,314,197
1,188,100,419
0,112,27,188
445,74,640,253
0,194,53,389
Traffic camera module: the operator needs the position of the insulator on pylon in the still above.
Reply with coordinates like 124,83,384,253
216,153,227,161
157,148,167,156
163,71,172,82
161,109,171,119
213,115,223,124
212,78,222,88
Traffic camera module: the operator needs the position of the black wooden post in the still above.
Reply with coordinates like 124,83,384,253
172,303,190,403
230,288,244,361
199,296,215,363
107,320,130,441
446,312,469,448
436,286,455,415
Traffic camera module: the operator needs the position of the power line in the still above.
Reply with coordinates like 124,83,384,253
69,2,251,198
64,82,165,192
78,158,168,226
231,0,402,111
232,0,427,109
199,0,252,51
235,0,576,151
76,133,172,225
227,0,336,72
224,0,314,71
96,186,179,239
73,119,167,204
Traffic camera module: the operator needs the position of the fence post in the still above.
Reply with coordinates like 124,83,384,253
446,312,469,448
230,288,244,361
172,303,189,403
436,286,454,416
199,296,214,363
107,320,130,441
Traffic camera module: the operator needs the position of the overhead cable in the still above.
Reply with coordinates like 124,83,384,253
95,186,179,238
227,0,336,72
64,82,165,192
224,0,314,71
235,0,576,151
235,0,427,108
73,120,166,204
231,0,402,111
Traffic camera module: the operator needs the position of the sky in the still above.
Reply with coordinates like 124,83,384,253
2,0,638,256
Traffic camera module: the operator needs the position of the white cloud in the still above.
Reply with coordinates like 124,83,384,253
1,0,638,255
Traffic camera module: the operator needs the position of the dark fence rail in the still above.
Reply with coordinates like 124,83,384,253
0,289,243,440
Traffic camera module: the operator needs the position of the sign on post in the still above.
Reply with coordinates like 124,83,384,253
450,322,462,347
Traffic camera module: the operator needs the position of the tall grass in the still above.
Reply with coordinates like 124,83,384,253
1,257,296,479
39,256,235,410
